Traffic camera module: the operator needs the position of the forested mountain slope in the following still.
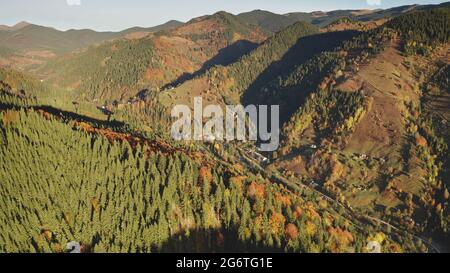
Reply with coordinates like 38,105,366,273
272,8,450,249
0,87,428,253
0,20,184,54
153,8,450,250
37,12,267,101
237,10,299,33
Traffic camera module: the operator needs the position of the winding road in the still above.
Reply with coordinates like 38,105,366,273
232,146,443,253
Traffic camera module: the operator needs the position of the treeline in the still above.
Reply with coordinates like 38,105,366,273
404,99,450,243
419,64,450,239
274,26,394,151
386,8,450,55
112,90,172,138
281,88,367,154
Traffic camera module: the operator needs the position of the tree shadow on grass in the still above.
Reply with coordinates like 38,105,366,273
0,102,127,131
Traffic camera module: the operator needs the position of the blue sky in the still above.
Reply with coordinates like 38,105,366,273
0,0,446,31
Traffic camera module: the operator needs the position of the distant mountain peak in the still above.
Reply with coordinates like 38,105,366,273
214,10,233,16
211,10,240,23
184,11,243,27
165,20,184,25
0,21,30,31
237,9,299,33
13,21,31,29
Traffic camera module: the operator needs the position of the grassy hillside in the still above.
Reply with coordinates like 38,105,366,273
272,8,450,248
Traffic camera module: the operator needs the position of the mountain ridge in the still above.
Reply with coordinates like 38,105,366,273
239,2,450,32
0,20,185,54
37,11,268,100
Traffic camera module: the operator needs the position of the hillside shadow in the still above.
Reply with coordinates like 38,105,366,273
157,226,283,253
241,30,360,124
0,102,126,130
163,40,259,89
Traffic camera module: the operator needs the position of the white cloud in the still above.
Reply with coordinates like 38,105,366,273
67,0,81,6
366,0,382,6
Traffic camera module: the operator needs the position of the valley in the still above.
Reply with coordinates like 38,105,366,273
0,2,449,253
